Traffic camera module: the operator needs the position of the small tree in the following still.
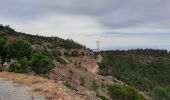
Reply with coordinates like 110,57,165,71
29,53,53,75
33,49,53,59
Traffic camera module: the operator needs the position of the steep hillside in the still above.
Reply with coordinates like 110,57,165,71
0,25,99,99
99,49,170,100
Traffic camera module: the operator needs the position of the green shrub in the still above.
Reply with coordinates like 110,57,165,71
69,69,74,75
96,93,109,100
33,49,53,59
51,49,62,57
8,40,32,60
29,53,53,75
7,59,28,73
64,51,70,57
80,76,85,86
56,57,67,65
107,84,145,100
65,81,74,89
92,80,99,91
71,50,79,57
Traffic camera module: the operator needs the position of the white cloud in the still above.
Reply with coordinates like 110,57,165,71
1,14,105,35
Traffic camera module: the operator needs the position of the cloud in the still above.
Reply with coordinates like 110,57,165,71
0,0,170,49
1,0,170,31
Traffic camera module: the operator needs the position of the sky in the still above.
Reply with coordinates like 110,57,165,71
0,0,170,50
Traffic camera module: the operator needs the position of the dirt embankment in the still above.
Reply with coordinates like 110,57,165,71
0,79,45,100
0,72,85,100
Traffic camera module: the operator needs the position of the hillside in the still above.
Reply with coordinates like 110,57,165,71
0,25,147,100
0,25,85,50
99,49,170,100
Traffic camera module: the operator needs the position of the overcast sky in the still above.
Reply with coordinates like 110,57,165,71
0,0,170,50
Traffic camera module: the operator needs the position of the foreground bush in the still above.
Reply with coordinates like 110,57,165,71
29,53,53,75
6,59,28,73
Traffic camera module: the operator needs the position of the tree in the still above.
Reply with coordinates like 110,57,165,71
29,53,53,75
0,38,6,70
8,40,32,60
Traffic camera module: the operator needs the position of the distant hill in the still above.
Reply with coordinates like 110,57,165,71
99,49,170,100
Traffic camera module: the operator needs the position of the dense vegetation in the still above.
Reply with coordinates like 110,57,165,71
107,84,145,100
99,49,170,100
97,83,146,100
0,38,53,74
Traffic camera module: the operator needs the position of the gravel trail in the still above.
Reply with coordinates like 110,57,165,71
0,79,45,100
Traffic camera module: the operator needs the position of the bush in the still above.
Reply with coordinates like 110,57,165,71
56,57,67,66
8,40,32,60
33,49,53,59
107,84,145,100
92,80,98,91
29,53,53,75
64,51,70,57
71,51,79,57
80,76,85,86
69,69,74,75
6,59,28,73
51,49,62,57
96,93,109,100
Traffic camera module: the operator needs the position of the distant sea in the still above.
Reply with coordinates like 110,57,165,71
92,44,170,51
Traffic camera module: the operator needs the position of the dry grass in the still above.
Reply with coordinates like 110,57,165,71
0,72,84,100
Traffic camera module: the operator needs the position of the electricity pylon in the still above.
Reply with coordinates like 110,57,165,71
96,41,100,52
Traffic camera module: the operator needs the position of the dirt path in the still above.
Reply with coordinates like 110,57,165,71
90,54,102,74
0,79,45,100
